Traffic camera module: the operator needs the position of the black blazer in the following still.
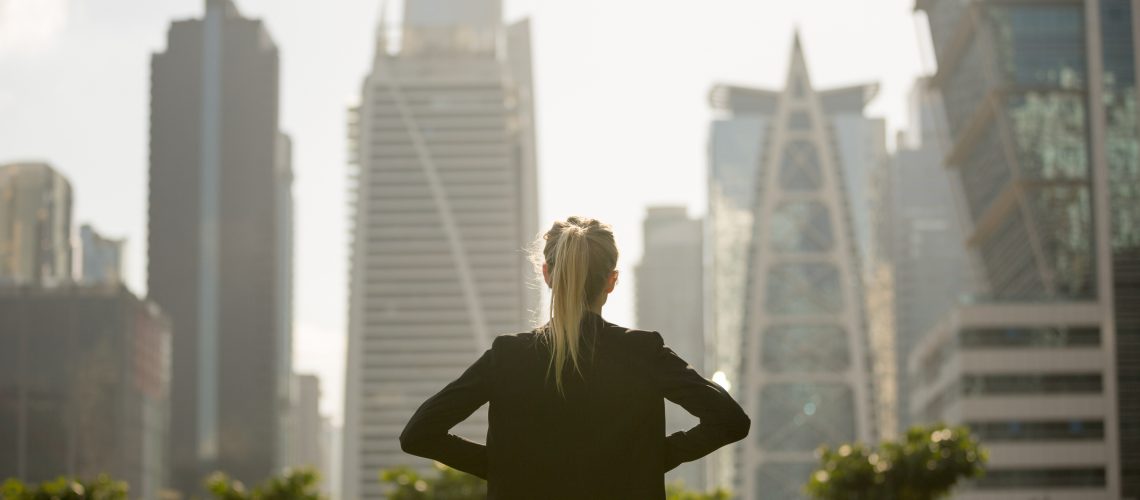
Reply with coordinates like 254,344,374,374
399,313,751,499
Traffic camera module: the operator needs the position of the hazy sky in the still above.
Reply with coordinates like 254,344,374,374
0,0,933,423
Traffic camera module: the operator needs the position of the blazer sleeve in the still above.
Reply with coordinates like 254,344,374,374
652,331,751,472
399,347,494,479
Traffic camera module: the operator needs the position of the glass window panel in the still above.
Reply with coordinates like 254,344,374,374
960,373,1102,396
770,201,834,252
989,5,1086,88
975,467,1105,489
959,327,1100,348
756,383,856,451
779,140,823,191
765,263,843,314
762,325,849,372
1007,92,1089,181
967,420,1104,441
755,462,817,500
788,111,812,130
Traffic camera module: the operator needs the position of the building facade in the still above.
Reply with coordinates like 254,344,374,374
342,0,539,497
635,205,705,491
875,80,973,435
149,0,293,493
916,0,1140,496
79,224,125,286
0,285,171,499
0,162,72,287
910,303,1115,499
289,374,324,473
734,37,877,500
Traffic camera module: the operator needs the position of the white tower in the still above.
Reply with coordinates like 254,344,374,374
342,1,540,498
737,35,876,500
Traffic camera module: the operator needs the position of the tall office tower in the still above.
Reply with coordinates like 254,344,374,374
913,0,1140,497
735,36,876,500
635,206,705,490
149,0,293,493
0,285,172,500
875,80,971,435
706,83,779,492
0,162,72,286
289,374,324,471
79,224,125,286
342,0,539,497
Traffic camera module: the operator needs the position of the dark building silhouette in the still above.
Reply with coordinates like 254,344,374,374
0,285,171,500
149,0,293,494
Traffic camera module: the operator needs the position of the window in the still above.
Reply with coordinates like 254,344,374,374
967,420,1104,441
765,263,843,314
770,201,834,253
788,111,812,130
762,325,849,372
756,383,856,452
755,462,817,500
975,467,1105,489
959,327,1100,348
960,373,1102,396
778,140,823,191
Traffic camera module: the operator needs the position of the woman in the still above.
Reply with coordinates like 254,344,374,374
400,216,750,499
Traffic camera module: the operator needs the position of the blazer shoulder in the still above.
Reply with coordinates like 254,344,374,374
602,323,664,351
490,330,543,352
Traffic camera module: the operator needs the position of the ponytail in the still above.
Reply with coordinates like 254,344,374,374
538,216,618,396
548,228,589,396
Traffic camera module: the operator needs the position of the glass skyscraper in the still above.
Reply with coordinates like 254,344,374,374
916,0,1140,496
722,37,877,500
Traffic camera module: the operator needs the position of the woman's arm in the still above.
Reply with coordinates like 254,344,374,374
652,332,750,472
399,348,494,479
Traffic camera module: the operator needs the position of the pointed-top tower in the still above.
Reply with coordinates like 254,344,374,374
736,35,876,499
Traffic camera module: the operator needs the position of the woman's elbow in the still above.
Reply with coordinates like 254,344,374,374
399,428,426,456
728,414,751,442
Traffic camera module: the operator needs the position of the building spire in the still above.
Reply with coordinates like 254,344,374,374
374,0,390,58
785,29,813,98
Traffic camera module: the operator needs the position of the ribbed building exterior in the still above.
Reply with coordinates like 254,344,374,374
0,162,72,287
149,0,293,494
342,0,539,497
735,37,876,500
914,0,1140,497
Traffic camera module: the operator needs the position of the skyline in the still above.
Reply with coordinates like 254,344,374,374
0,0,930,423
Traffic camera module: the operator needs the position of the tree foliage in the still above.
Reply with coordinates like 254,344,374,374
378,464,733,500
805,424,987,500
0,475,128,500
379,463,486,500
206,468,323,500
665,480,731,500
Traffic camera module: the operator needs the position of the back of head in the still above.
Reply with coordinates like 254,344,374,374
537,216,619,396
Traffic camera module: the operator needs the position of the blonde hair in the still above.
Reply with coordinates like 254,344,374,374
538,216,618,396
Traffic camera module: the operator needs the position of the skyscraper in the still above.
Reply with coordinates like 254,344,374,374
149,0,293,493
289,374,324,472
0,162,72,287
912,0,1140,496
874,79,972,435
79,224,125,286
635,206,705,491
735,36,876,500
342,0,539,497
705,83,780,492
